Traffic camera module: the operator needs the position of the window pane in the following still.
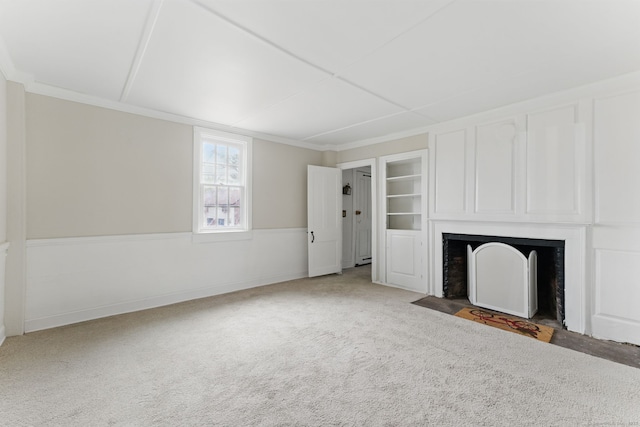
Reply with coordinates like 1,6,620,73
228,164,240,185
229,187,241,207
217,187,228,207
203,143,215,163
228,146,240,166
204,206,216,227
204,186,216,206
216,144,227,163
202,164,215,184
216,164,227,184
229,207,241,227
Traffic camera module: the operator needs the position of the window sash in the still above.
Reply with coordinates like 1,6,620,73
194,128,251,234
200,184,244,230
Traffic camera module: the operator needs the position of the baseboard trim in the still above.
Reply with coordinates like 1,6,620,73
591,314,640,346
24,270,307,333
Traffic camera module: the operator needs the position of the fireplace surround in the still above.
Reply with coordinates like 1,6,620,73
432,221,587,333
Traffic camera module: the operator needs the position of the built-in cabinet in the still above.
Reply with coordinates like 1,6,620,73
381,150,427,292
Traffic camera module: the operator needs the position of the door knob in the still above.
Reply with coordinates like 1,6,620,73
355,210,362,215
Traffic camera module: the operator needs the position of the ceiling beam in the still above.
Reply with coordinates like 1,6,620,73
120,0,165,102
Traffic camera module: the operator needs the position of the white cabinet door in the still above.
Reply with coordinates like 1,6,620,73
386,230,423,292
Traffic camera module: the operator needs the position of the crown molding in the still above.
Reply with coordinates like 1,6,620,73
0,34,14,81
335,123,433,152
0,28,329,152
23,81,332,152
0,34,33,84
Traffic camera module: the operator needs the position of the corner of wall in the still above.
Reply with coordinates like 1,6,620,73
321,149,338,167
4,80,26,336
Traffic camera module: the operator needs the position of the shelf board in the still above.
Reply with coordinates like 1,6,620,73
387,193,421,198
387,212,421,216
386,174,421,182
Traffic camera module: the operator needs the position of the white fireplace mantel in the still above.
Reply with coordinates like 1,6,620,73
430,220,588,334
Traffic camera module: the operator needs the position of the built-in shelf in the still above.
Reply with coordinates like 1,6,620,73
384,155,423,231
387,212,421,216
381,150,427,292
386,174,422,182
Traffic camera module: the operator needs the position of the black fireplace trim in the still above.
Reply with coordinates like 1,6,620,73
443,233,564,248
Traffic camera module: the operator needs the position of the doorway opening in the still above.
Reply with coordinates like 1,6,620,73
337,159,377,282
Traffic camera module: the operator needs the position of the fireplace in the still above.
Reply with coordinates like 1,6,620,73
442,233,565,323
432,221,586,333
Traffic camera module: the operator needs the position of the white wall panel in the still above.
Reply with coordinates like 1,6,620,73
594,249,640,324
594,90,640,224
592,226,640,345
592,246,640,345
526,105,581,216
432,129,466,214
386,230,423,292
474,120,517,214
25,229,308,332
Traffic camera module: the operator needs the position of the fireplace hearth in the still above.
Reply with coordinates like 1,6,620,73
443,233,565,324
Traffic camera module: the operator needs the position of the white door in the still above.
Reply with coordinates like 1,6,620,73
308,165,342,277
355,171,372,265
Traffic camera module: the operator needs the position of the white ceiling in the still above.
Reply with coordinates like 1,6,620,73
1,0,639,148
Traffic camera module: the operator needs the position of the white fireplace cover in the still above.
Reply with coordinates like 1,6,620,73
467,242,538,319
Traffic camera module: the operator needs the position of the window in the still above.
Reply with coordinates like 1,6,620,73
193,127,251,236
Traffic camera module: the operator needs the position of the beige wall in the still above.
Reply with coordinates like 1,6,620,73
321,150,337,167
25,94,324,238
336,133,428,164
26,94,193,238
253,139,323,229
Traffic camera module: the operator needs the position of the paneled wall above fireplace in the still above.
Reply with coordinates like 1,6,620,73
428,102,591,224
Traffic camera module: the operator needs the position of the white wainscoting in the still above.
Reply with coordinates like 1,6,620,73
0,242,9,345
25,228,308,332
591,226,640,346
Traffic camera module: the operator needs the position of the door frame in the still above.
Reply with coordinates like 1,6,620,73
336,158,378,283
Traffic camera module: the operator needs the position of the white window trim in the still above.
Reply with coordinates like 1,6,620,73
192,127,252,242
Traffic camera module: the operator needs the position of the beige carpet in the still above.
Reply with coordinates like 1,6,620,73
1,266,639,426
